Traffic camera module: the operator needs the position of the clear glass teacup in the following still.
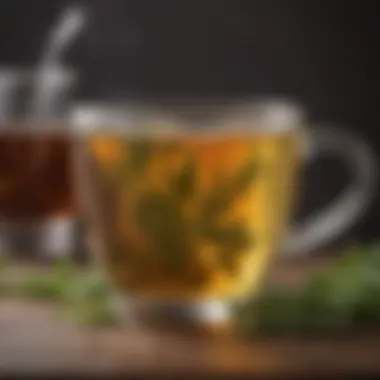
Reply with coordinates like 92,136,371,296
70,98,377,330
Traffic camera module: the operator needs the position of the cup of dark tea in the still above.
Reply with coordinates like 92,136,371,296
0,66,80,260
70,98,377,331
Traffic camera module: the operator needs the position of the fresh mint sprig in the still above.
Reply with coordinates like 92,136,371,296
3,245,380,333
234,245,380,337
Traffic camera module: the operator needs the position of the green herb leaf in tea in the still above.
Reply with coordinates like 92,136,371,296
128,139,153,175
201,159,257,219
172,158,197,200
133,194,191,271
231,159,258,199
202,222,253,251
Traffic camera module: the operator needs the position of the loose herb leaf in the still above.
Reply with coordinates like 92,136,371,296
354,287,380,325
62,271,121,327
234,288,301,337
3,244,380,333
234,245,380,337
0,254,8,271
6,274,67,300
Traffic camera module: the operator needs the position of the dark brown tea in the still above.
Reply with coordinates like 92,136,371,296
0,132,75,221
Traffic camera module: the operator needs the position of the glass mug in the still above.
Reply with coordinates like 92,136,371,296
0,67,79,259
71,98,377,329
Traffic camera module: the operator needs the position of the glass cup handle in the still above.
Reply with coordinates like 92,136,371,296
284,125,377,258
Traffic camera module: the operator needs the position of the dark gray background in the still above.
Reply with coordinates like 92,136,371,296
0,0,378,245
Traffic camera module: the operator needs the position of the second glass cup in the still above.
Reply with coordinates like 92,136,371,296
0,66,80,260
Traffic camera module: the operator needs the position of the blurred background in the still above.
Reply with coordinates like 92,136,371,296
0,0,378,246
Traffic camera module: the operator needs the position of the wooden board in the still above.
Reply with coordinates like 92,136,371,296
2,258,379,376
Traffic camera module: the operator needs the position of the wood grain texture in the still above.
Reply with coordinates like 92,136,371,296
1,258,379,376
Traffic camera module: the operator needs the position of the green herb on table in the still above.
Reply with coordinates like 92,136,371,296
0,253,9,295
234,244,380,338
3,257,76,300
0,257,120,327
0,254,7,271
61,271,121,327
3,244,380,333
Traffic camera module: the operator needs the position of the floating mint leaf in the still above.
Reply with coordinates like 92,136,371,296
172,158,196,200
218,248,243,272
128,139,153,174
201,158,257,218
114,139,153,185
202,222,253,251
133,194,183,238
133,194,190,271
231,158,258,198
201,186,232,218
198,221,253,272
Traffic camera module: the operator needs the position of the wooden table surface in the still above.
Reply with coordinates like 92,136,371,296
1,258,380,377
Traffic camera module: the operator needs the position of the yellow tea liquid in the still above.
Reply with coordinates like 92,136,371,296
87,132,300,301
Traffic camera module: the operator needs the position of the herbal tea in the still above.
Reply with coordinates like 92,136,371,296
0,133,75,220
87,132,300,301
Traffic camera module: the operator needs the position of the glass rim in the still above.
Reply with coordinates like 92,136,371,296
70,96,306,133
0,65,77,130
71,95,304,109
0,65,77,81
